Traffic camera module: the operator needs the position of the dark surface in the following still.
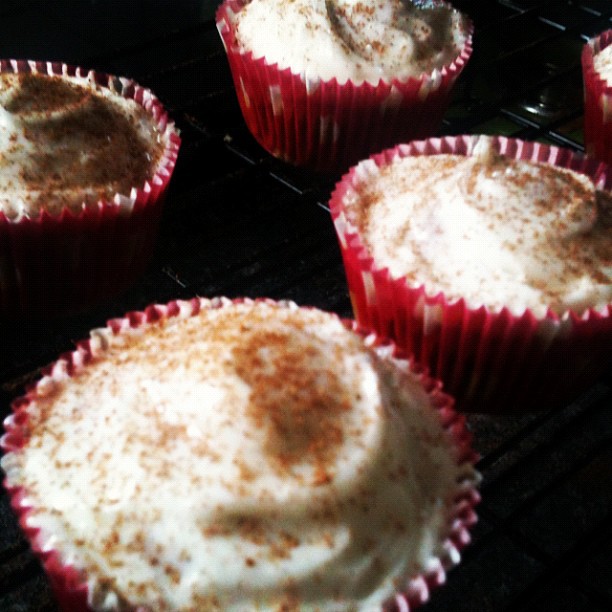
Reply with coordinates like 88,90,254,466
0,0,611,610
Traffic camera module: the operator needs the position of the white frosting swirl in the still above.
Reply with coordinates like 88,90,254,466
341,137,612,317
594,42,612,86
233,0,469,84
1,300,467,611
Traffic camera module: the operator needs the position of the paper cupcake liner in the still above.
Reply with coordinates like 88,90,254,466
0,59,181,319
216,0,473,174
330,135,612,414
582,30,612,165
1,296,479,612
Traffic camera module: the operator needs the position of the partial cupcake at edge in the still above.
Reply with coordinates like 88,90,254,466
216,0,473,173
582,29,612,166
330,134,612,414
0,60,181,319
1,297,479,611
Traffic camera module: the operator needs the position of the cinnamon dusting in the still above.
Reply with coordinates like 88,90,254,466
233,324,352,480
0,72,164,214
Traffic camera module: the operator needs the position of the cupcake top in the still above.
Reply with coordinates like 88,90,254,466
232,0,470,84
0,70,169,220
1,298,476,611
338,136,612,317
593,40,612,85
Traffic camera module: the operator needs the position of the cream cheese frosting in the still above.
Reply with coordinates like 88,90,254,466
232,0,469,84
0,71,167,220
340,137,612,317
1,299,471,611
593,42,612,86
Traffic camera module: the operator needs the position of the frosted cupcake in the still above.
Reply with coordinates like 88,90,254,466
330,134,612,413
582,29,612,165
216,0,472,173
0,60,180,318
1,297,479,611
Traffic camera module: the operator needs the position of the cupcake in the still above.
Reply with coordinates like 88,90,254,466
582,29,612,165
216,0,472,174
330,134,612,413
0,60,181,319
1,297,479,611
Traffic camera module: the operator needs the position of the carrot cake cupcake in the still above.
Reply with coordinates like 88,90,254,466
330,134,612,412
0,60,180,318
583,29,612,165
1,297,479,610
217,0,472,172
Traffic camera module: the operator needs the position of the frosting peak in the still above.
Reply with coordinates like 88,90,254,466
466,137,598,240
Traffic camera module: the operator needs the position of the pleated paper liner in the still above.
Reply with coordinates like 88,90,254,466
330,135,612,413
1,296,479,611
583,29,612,166
216,0,473,174
0,59,181,319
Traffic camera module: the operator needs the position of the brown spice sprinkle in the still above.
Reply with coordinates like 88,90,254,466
0,72,164,211
232,323,352,479
203,514,302,561
327,0,461,71
3,73,87,114
27,306,363,481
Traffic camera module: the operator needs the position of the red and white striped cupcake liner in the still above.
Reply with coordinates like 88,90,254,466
0,60,181,319
330,135,612,413
216,0,473,174
1,296,479,611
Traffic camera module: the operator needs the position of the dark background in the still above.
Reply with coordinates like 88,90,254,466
0,1,611,610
